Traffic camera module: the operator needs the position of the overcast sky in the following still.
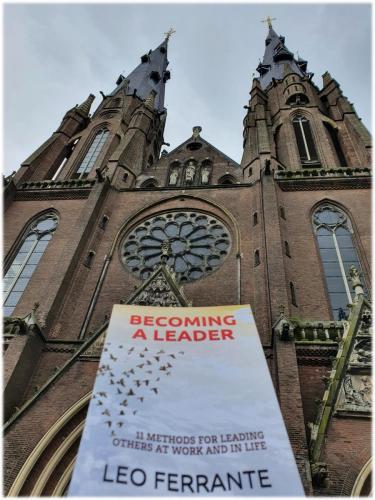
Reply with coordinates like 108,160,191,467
3,3,372,176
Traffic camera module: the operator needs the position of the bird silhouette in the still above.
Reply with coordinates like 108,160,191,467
110,379,115,385
137,364,145,369
119,345,123,349
117,378,125,386
166,362,172,368
169,354,176,359
129,369,135,375
143,380,149,386
117,388,123,394
96,400,103,406
133,410,138,415
134,380,141,387
110,354,117,361
120,400,128,407
146,370,153,375
102,409,110,416
119,410,125,415
98,391,107,397
159,366,167,371
139,353,145,358
143,348,149,352
105,421,112,427
117,421,124,427
146,360,152,365
178,351,185,355
151,388,158,394
157,350,165,355
127,389,135,396
154,356,160,362
137,397,144,403
111,430,116,436
128,347,135,354
166,372,171,376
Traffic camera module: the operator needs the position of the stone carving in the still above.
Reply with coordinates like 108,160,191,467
201,167,210,184
311,462,329,488
185,161,196,183
336,374,371,413
134,275,180,307
169,169,178,186
349,338,371,368
3,317,28,336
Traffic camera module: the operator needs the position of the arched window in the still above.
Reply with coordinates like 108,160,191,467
313,204,366,320
73,129,109,179
3,213,58,316
292,115,319,166
324,122,347,168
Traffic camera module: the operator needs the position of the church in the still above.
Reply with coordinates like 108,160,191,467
3,19,371,496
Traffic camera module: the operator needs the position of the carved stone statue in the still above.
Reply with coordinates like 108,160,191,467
185,161,196,183
201,167,210,184
169,169,178,186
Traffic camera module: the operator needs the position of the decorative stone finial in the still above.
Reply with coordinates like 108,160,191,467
192,126,202,138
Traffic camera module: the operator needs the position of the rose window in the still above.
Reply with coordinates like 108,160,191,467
121,212,231,282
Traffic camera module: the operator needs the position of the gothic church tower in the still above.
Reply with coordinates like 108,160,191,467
3,23,371,496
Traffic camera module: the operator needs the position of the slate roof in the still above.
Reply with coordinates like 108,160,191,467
110,39,170,112
257,26,309,89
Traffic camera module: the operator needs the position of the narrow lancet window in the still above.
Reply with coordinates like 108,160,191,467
74,129,109,178
3,213,58,316
293,115,319,165
313,204,366,320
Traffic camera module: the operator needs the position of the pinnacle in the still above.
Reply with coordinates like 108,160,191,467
76,94,95,117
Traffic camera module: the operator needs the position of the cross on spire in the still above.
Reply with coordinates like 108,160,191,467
164,27,176,41
261,16,276,29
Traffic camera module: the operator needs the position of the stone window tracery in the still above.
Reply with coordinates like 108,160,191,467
121,211,231,282
3,213,58,316
313,204,366,320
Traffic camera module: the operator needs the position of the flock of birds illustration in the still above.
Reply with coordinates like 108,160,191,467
92,343,185,437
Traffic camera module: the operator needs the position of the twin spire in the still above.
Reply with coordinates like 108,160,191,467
256,23,310,89
86,24,309,114
110,32,173,112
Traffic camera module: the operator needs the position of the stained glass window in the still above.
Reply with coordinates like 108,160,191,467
3,214,58,316
121,212,231,282
313,204,366,320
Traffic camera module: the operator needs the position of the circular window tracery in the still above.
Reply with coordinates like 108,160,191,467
121,211,232,282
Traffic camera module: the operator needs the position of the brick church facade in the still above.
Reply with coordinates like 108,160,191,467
3,21,371,496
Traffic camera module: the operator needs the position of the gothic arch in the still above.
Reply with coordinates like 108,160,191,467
311,200,369,319
351,458,372,496
5,208,60,269
140,178,158,188
218,174,237,185
310,198,370,285
69,122,112,178
7,393,91,496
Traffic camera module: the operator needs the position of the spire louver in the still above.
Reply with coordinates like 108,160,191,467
257,26,309,89
110,38,170,112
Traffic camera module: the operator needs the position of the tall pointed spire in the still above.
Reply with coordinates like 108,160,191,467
256,23,309,90
110,37,171,112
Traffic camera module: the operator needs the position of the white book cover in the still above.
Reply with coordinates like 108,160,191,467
69,304,304,496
